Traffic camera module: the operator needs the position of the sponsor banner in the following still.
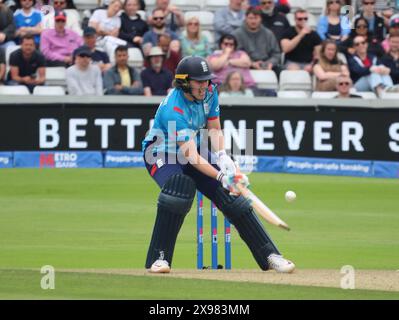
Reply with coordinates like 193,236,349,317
0,152,13,168
284,156,373,177
373,161,399,179
104,151,145,168
13,151,103,168
0,103,398,161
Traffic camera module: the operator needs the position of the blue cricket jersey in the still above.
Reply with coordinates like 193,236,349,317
14,9,43,44
142,85,220,154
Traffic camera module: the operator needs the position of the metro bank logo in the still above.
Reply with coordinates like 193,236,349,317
39,153,78,168
40,153,55,168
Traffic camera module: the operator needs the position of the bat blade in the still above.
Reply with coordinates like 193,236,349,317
235,184,290,231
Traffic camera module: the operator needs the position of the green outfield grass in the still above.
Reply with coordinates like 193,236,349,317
0,169,398,299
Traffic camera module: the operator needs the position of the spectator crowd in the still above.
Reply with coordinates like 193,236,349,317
0,0,398,98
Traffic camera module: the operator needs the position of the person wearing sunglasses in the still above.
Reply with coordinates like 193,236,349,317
281,8,322,73
317,0,350,43
147,0,185,33
334,74,362,98
340,17,384,58
347,35,393,96
41,0,82,35
40,10,83,67
14,0,42,45
381,29,399,87
180,17,211,59
354,0,385,41
259,0,290,43
208,34,255,90
142,8,179,56
66,45,103,96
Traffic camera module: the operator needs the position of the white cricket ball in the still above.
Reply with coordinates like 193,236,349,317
285,191,296,203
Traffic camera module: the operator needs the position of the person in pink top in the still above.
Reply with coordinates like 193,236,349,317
207,34,255,90
40,10,83,67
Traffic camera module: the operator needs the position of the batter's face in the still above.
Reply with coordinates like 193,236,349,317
189,80,209,100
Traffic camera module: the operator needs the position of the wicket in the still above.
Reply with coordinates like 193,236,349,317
196,191,232,270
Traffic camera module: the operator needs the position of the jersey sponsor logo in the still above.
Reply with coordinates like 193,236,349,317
173,106,184,115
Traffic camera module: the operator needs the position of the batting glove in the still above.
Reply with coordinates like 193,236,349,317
215,150,237,176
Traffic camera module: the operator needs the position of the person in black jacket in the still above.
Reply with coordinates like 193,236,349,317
354,0,385,41
260,0,290,43
119,0,149,49
381,30,399,85
339,17,385,58
347,35,393,96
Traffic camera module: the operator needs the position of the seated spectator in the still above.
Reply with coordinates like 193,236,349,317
354,0,385,41
103,45,143,95
66,45,103,95
334,74,363,98
249,0,290,14
354,0,397,29
317,0,351,43
340,17,384,58
382,17,399,53
75,27,111,73
207,34,255,89
280,9,322,72
180,17,212,58
260,0,290,43
142,8,179,56
0,0,16,48
89,0,126,58
42,0,82,35
214,0,246,43
147,0,184,33
381,30,399,85
158,33,180,74
7,34,45,92
141,46,173,96
219,70,255,97
40,10,83,67
347,35,393,96
0,48,5,83
233,7,281,72
119,0,149,49
314,40,350,91
14,0,42,45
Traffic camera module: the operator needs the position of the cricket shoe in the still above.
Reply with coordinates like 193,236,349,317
267,254,295,273
149,259,171,273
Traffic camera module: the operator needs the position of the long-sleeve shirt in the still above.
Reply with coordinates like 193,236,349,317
40,28,83,62
213,8,245,43
233,25,281,66
347,53,379,83
66,64,103,96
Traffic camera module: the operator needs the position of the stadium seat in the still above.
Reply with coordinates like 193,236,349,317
33,86,66,96
73,0,98,10
356,92,377,99
306,0,325,15
0,85,30,95
45,67,67,87
204,0,229,12
289,0,307,11
249,70,278,90
185,11,214,31
312,91,338,99
64,9,82,23
380,92,399,99
279,70,312,91
145,0,157,12
277,90,309,98
128,47,144,68
171,0,202,11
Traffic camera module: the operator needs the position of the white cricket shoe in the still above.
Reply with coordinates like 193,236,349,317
267,254,295,273
149,259,171,273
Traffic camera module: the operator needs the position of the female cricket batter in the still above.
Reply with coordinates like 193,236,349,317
142,56,295,273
